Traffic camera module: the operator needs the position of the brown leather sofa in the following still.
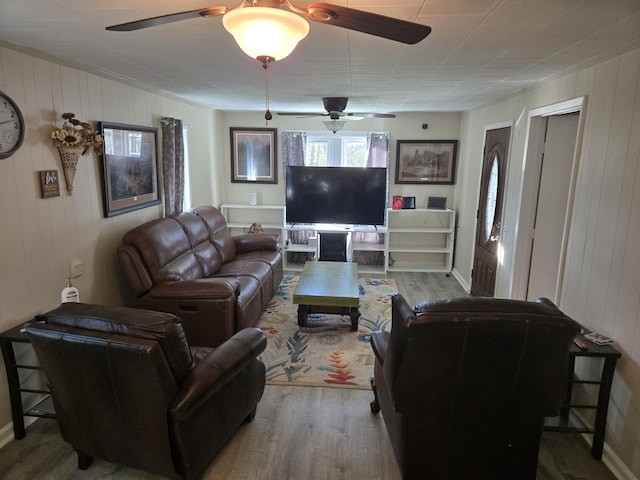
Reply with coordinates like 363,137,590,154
26,302,267,480
117,205,283,347
370,294,581,480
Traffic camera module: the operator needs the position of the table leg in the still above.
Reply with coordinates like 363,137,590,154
297,305,309,328
0,339,26,439
591,358,617,459
349,308,360,331
561,355,577,419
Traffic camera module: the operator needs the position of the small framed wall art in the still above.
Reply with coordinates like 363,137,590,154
230,127,277,183
395,140,458,185
99,122,161,217
39,170,60,198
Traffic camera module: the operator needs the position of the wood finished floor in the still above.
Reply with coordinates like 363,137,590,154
0,272,618,480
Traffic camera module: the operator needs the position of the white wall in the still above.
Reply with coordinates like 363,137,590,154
0,46,215,442
454,48,640,478
219,111,461,208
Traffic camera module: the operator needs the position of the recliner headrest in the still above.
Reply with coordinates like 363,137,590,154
36,303,193,382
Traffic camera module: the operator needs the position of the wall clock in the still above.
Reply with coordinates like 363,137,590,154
0,90,25,160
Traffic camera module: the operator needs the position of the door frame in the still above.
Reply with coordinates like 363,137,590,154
510,96,588,302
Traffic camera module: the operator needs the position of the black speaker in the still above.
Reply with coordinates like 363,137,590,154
402,196,416,209
319,233,348,262
427,196,447,209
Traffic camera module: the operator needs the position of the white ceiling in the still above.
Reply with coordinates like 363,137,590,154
1,0,639,115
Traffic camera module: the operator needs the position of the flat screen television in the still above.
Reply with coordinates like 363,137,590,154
285,166,387,226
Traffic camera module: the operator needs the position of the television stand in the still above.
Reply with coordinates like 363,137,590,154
219,204,456,275
318,232,350,262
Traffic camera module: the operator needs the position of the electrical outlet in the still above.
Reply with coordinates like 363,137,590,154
69,259,84,278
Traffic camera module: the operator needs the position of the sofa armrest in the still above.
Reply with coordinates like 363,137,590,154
370,331,390,365
234,233,279,253
117,244,154,296
170,327,267,420
146,278,240,300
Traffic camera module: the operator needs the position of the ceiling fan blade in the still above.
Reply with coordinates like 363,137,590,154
106,6,227,32
305,3,431,45
276,112,328,117
349,113,397,118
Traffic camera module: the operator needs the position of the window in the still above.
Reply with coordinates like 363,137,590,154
305,133,368,166
103,129,142,157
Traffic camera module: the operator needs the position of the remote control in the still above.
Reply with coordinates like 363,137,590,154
573,337,588,351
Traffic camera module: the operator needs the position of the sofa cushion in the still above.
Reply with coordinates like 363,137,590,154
191,206,237,263
122,217,203,284
173,211,223,277
211,274,263,331
38,302,193,383
215,257,274,306
234,233,279,254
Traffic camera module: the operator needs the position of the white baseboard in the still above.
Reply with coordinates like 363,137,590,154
451,268,471,293
0,422,14,450
600,438,638,480
0,416,41,451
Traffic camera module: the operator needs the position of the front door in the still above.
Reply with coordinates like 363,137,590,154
471,126,511,296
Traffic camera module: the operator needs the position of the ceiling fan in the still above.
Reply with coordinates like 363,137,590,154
278,97,396,120
105,1,432,46
106,1,430,121
277,97,395,132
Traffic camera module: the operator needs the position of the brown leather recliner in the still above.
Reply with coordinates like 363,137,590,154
370,294,581,480
26,302,267,480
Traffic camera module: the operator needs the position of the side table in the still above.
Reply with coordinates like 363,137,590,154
0,322,55,440
544,331,621,459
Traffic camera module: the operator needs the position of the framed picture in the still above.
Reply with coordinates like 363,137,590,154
230,127,277,183
39,170,60,198
395,140,458,184
99,122,161,217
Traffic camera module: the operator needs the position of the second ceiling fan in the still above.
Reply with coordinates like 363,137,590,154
277,97,395,133
278,97,396,120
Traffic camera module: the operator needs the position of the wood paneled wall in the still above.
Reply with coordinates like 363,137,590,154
454,48,640,479
0,46,217,439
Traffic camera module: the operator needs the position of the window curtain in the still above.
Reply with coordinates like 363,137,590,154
365,132,389,168
160,117,185,217
281,131,313,262
352,132,389,265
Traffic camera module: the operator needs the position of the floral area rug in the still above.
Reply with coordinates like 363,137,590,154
258,275,397,390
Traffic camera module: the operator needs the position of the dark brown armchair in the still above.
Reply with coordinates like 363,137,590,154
370,294,581,480
26,303,267,480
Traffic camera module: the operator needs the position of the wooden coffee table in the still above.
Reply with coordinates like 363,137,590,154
292,261,361,331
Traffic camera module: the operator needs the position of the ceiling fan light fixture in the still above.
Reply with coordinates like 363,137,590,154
323,120,347,134
223,7,310,61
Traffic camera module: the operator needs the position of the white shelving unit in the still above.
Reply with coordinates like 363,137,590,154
282,226,318,271
220,204,286,238
219,205,454,274
385,208,455,273
350,232,386,275
219,205,387,273
282,224,386,273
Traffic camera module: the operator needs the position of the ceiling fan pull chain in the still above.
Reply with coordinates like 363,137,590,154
259,55,273,122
